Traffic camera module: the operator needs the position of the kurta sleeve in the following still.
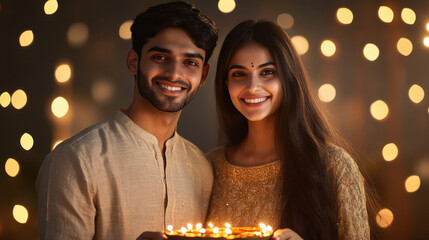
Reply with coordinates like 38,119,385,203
36,144,96,240
326,147,370,240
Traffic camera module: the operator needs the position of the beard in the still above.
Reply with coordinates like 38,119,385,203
136,68,200,112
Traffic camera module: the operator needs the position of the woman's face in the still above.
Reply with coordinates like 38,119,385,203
226,42,283,122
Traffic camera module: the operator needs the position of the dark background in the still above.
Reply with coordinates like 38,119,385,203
1,0,428,239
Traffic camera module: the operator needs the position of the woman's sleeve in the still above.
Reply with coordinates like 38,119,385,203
327,147,370,240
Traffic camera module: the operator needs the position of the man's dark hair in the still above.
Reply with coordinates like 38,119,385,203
131,1,218,65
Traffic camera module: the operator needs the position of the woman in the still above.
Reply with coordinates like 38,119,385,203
205,20,371,240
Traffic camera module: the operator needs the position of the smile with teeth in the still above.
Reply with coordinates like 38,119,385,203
243,97,268,103
159,83,183,92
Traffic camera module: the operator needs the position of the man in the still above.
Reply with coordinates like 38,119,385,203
36,1,218,239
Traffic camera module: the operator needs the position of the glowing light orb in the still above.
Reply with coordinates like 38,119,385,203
0,92,11,108
291,36,309,55
408,84,424,103
397,38,413,56
67,22,89,47
318,84,336,103
51,96,69,118
218,0,236,14
336,8,353,25
19,30,34,47
20,133,34,151
405,175,421,193
13,205,29,224
363,43,380,61
11,89,27,110
321,40,336,57
378,6,394,23
119,20,133,40
382,143,398,161
44,0,58,15
376,208,393,228
401,8,416,25
370,100,389,121
277,13,294,29
5,158,20,177
55,64,72,83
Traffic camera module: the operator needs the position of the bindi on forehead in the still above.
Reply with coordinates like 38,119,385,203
251,62,254,68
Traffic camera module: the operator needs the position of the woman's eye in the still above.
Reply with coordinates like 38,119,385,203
231,71,246,78
261,69,275,76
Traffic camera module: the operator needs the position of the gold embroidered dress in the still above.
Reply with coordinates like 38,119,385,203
205,146,369,239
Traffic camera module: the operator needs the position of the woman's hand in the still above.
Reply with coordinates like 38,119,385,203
272,228,303,240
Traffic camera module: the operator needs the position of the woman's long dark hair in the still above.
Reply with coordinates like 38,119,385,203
215,20,341,240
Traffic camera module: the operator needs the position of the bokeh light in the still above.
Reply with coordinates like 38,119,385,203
397,38,413,56
44,0,58,15
11,89,27,110
336,8,353,25
370,100,389,121
19,30,34,47
318,84,336,103
277,13,294,29
51,96,69,118
20,133,34,151
5,158,20,177
321,40,336,57
382,143,398,161
378,6,394,23
401,8,416,25
0,92,11,107
427,23,429,31
55,64,72,83
119,20,133,40
218,0,236,14
363,43,380,61
67,22,89,47
291,36,309,55
408,84,425,103
13,205,28,224
405,175,421,193
92,79,114,104
376,208,394,228
416,159,429,180
424,37,429,47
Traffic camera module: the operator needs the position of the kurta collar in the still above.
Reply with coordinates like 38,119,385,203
114,110,179,146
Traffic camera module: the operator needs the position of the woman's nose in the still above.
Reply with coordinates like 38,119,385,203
245,73,261,92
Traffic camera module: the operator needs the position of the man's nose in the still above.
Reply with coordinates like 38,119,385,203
164,60,183,81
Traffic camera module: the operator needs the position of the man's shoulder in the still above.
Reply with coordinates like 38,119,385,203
175,134,203,155
50,115,122,158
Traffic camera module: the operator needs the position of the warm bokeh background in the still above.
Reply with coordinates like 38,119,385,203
1,0,428,239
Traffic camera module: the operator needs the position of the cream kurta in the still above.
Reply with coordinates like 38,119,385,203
36,111,213,240
206,146,369,239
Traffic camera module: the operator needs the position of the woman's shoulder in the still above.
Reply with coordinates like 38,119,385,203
205,146,227,162
324,144,365,187
324,145,360,177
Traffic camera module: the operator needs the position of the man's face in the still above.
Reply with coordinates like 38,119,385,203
136,28,209,112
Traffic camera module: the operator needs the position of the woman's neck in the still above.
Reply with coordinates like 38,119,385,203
229,114,279,166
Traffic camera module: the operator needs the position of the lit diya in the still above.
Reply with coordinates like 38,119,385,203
164,223,273,240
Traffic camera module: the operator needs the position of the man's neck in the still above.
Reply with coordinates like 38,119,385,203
124,98,181,152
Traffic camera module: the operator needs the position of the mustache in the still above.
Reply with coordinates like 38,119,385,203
152,76,191,89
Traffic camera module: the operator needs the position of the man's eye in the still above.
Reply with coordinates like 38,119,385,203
185,60,198,66
152,55,167,62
